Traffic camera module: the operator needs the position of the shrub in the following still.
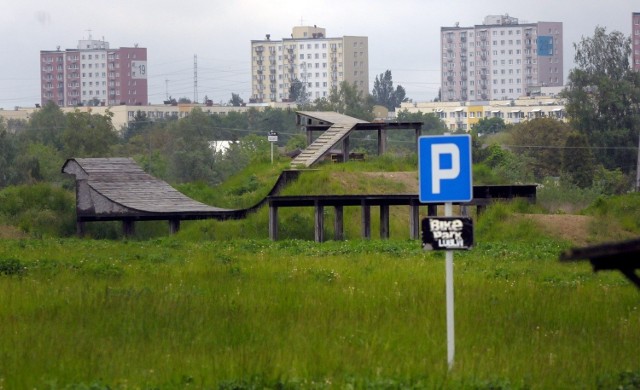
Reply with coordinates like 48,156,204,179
0,183,76,237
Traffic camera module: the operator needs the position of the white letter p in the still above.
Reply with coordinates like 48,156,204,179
431,143,460,194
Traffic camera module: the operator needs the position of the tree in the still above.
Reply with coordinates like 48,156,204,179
472,117,506,135
289,78,308,104
396,110,447,135
562,132,595,188
312,81,374,120
562,26,640,173
0,121,19,187
507,118,573,180
24,101,66,150
372,70,407,111
62,110,119,158
229,93,244,107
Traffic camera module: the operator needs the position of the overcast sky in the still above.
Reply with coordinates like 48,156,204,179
0,0,637,109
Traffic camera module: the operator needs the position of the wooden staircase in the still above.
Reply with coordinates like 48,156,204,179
290,123,355,168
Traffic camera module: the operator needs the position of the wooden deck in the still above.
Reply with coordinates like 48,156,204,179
267,185,537,242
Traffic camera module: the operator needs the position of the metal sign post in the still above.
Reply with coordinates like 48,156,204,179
267,131,278,164
444,201,455,370
418,134,473,371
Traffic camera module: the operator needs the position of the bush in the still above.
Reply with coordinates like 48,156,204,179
0,183,76,237
0,258,24,276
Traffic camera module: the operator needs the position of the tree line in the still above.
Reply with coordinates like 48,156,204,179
1,26,638,194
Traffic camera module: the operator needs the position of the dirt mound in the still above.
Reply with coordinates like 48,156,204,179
520,214,593,246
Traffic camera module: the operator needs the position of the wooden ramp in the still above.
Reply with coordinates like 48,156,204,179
62,157,300,235
291,111,368,168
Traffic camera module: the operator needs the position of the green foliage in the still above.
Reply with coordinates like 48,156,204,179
537,178,603,213
584,192,640,234
0,183,76,237
597,370,640,390
472,116,506,135
0,237,637,389
0,258,24,276
475,200,546,242
562,26,640,172
62,110,118,158
310,81,374,121
288,78,308,104
592,166,633,195
229,92,244,107
396,110,448,135
507,118,573,181
561,132,595,188
0,125,19,187
372,70,407,110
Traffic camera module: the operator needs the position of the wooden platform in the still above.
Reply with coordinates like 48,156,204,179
267,185,537,242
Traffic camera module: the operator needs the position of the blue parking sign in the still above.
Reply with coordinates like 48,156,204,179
418,135,473,203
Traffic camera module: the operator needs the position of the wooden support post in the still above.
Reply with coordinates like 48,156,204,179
380,204,390,239
415,127,422,154
428,204,438,216
334,205,344,241
378,129,387,155
169,219,181,234
122,219,135,237
410,200,420,240
306,129,313,145
269,203,278,241
361,201,371,239
342,136,350,163
314,202,324,243
76,221,86,238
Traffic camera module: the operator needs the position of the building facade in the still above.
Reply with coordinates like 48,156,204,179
40,37,147,107
441,15,563,102
633,12,640,71
251,26,368,103
398,95,566,132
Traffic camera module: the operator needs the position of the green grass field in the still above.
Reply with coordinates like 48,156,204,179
1,161,640,388
1,235,638,389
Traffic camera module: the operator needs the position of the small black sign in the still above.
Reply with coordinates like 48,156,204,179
422,217,474,251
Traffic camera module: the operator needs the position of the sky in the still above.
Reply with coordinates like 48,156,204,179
0,0,638,110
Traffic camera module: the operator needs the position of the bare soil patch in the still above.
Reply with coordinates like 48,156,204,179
0,225,27,239
520,214,593,246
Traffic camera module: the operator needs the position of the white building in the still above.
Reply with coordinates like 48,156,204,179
251,26,368,103
441,14,563,102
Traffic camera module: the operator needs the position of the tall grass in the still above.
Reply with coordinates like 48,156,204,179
0,237,638,389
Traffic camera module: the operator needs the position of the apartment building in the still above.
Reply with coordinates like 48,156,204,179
398,94,566,132
441,14,563,102
250,26,368,103
633,12,640,71
40,37,147,107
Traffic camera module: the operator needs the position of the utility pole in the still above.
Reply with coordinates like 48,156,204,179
636,128,640,191
193,54,198,104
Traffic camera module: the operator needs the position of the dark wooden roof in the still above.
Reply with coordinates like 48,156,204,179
62,158,302,222
63,158,230,214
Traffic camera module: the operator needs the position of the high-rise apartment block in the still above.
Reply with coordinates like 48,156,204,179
250,26,368,103
40,37,147,107
633,12,640,71
441,15,563,102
